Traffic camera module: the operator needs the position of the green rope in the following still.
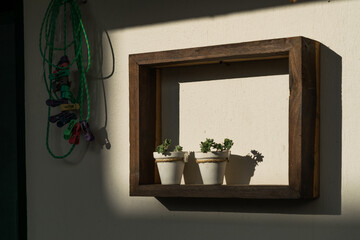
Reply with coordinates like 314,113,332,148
40,2,85,72
39,0,91,159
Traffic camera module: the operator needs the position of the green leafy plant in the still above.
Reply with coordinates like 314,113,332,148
223,138,234,151
156,139,183,154
200,138,214,153
213,143,223,151
174,145,183,152
156,138,172,154
200,138,234,153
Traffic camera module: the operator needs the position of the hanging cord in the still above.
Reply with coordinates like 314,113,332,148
39,0,91,159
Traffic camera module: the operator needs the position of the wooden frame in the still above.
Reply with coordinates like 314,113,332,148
129,36,320,199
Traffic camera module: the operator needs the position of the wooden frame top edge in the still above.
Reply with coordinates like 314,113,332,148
129,36,316,67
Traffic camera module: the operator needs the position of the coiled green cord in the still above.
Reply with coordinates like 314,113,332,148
39,0,91,159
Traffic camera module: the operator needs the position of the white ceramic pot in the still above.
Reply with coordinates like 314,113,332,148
153,151,188,185
195,151,230,185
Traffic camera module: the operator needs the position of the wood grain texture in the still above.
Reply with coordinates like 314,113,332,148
139,66,157,184
131,185,299,199
129,36,320,199
288,37,320,199
299,38,318,198
288,37,302,196
154,69,162,184
130,38,293,67
129,56,140,195
314,42,320,198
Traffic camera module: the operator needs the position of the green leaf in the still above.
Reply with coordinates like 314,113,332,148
174,145,183,152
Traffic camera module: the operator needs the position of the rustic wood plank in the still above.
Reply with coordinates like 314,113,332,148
130,37,296,67
139,66,157,184
299,44,316,198
154,69,162,184
157,55,288,68
314,41,320,198
129,56,140,194
288,37,320,198
300,38,320,198
131,185,300,199
288,37,302,195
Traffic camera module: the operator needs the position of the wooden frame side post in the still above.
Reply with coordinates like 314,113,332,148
299,38,320,198
314,41,320,198
154,69,162,184
288,37,320,198
288,37,302,198
139,66,157,184
129,56,140,195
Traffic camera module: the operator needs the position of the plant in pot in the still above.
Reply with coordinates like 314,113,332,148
195,138,234,185
153,139,188,185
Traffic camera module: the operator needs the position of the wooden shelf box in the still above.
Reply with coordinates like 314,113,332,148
129,36,320,199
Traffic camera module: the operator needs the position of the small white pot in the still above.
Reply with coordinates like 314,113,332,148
153,151,188,185
195,151,230,185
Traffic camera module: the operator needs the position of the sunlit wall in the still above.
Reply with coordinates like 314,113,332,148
24,0,360,239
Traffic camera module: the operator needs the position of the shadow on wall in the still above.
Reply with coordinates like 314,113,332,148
226,150,264,185
183,152,203,184
158,44,342,215
88,0,327,30
82,9,115,151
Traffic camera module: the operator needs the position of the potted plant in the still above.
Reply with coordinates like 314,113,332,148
195,138,234,185
153,139,188,185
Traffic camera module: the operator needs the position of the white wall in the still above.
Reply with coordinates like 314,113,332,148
162,63,290,185
24,0,360,239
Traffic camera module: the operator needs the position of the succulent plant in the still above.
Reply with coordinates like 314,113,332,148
156,138,172,154
174,145,183,152
156,139,183,154
200,138,234,153
200,138,214,153
223,138,234,151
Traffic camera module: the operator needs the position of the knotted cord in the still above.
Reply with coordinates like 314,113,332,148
39,0,92,159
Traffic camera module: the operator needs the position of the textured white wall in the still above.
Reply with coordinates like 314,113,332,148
24,0,360,239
